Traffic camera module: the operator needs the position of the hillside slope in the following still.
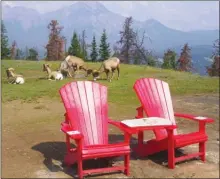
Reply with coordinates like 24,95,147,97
1,60,219,103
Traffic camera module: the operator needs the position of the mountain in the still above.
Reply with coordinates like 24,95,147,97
2,2,219,75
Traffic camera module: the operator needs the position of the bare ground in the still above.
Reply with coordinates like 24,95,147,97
2,94,219,178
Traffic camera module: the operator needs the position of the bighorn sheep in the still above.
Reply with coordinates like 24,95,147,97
59,55,87,78
43,64,63,80
6,68,25,84
58,60,73,78
90,57,120,82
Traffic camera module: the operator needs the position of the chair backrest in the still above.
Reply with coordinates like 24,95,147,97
59,81,108,146
133,78,177,140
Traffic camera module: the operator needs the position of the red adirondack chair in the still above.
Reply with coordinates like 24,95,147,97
133,78,214,168
59,81,131,178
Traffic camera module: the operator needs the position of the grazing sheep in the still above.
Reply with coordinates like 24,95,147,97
89,57,120,82
59,55,87,77
6,68,25,84
43,64,63,81
58,60,73,78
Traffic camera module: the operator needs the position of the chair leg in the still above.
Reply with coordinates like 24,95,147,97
77,159,83,179
199,141,206,162
138,131,144,146
124,154,130,176
167,129,175,169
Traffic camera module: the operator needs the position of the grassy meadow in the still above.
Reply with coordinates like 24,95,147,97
1,60,219,104
1,60,219,178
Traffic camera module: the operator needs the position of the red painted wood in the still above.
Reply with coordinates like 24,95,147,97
133,78,177,140
59,81,131,178
120,122,177,133
174,113,214,123
175,152,203,163
60,81,108,146
133,78,214,168
167,129,175,169
83,166,125,175
124,154,130,175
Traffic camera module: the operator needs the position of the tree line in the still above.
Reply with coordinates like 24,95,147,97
1,18,219,76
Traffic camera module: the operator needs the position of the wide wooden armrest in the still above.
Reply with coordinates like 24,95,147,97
174,113,214,123
136,106,143,110
60,125,83,140
135,106,144,118
108,119,133,134
61,121,68,126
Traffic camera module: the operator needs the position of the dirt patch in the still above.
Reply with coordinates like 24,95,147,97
2,94,219,178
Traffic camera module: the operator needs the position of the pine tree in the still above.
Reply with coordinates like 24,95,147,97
177,43,192,72
99,29,111,61
80,30,88,60
25,46,29,60
15,48,24,60
1,20,10,59
207,40,220,76
207,56,219,77
162,49,177,69
213,39,219,56
90,35,98,62
27,48,38,61
68,32,82,58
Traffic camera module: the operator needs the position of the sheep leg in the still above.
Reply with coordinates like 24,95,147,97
117,66,120,80
110,69,115,82
105,70,110,81
67,69,72,78
107,69,112,82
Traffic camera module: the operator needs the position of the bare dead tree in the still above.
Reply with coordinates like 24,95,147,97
177,43,192,72
46,20,64,61
117,16,153,65
10,40,17,59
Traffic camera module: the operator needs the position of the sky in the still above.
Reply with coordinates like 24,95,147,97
2,1,219,31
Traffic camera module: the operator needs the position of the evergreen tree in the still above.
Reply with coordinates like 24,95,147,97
1,20,10,59
207,56,219,77
177,43,192,72
207,41,220,76
25,46,29,60
147,55,157,67
15,48,24,60
90,35,98,62
68,32,82,58
99,29,111,61
162,49,177,69
80,30,88,60
27,48,38,61
213,39,219,56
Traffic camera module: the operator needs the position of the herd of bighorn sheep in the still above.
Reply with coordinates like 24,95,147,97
6,55,121,84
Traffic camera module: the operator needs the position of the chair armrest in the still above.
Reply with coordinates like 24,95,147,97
60,125,83,140
174,113,214,123
136,106,143,110
135,106,144,118
108,119,133,134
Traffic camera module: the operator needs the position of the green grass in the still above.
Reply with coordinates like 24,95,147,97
1,60,219,104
